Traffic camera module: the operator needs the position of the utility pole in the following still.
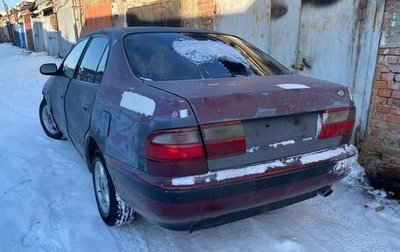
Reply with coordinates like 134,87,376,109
1,0,15,44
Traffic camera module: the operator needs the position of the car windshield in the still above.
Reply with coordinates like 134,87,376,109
124,32,291,81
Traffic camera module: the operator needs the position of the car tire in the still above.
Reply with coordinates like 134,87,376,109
92,152,136,226
39,98,63,139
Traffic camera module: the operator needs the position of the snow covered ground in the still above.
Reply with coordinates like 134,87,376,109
0,43,399,252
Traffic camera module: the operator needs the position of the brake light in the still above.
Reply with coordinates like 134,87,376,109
145,127,208,177
146,128,205,162
318,107,355,140
201,121,246,159
145,121,246,177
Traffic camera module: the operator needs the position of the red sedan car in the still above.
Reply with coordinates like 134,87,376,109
39,27,358,231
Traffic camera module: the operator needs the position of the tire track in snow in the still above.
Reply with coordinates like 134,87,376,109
109,216,180,252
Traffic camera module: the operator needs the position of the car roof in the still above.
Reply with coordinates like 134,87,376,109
88,26,224,39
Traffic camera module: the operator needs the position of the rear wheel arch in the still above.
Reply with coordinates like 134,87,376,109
92,150,136,226
86,136,100,173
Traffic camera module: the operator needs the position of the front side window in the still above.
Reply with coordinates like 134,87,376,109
124,32,291,81
61,39,89,79
76,37,109,84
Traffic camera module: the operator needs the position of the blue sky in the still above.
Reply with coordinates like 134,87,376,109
0,0,21,13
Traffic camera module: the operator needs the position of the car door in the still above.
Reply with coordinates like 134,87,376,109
50,38,89,135
64,36,109,155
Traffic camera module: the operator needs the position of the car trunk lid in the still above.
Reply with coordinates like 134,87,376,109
147,75,353,171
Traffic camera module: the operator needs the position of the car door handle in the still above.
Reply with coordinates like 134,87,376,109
59,93,64,99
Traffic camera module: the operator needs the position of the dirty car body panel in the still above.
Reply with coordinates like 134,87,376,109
40,27,358,230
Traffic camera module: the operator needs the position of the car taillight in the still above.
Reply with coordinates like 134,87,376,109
145,127,208,177
318,107,355,140
201,121,246,159
146,128,205,162
145,121,247,177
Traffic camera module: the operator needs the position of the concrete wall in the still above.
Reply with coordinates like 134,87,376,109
359,0,400,185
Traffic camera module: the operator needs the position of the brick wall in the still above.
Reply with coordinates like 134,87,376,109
197,0,215,30
359,0,400,181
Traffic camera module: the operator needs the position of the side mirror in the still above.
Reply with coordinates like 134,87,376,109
40,63,58,75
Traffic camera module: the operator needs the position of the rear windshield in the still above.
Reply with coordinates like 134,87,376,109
124,32,291,81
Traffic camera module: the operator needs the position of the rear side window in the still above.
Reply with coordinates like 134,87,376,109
124,32,290,81
94,46,109,84
76,37,109,84
61,38,89,78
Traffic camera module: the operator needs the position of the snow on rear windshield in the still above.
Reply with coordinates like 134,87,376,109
172,39,249,66
124,32,290,81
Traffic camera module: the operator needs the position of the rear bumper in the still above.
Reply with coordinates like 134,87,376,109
106,145,358,230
